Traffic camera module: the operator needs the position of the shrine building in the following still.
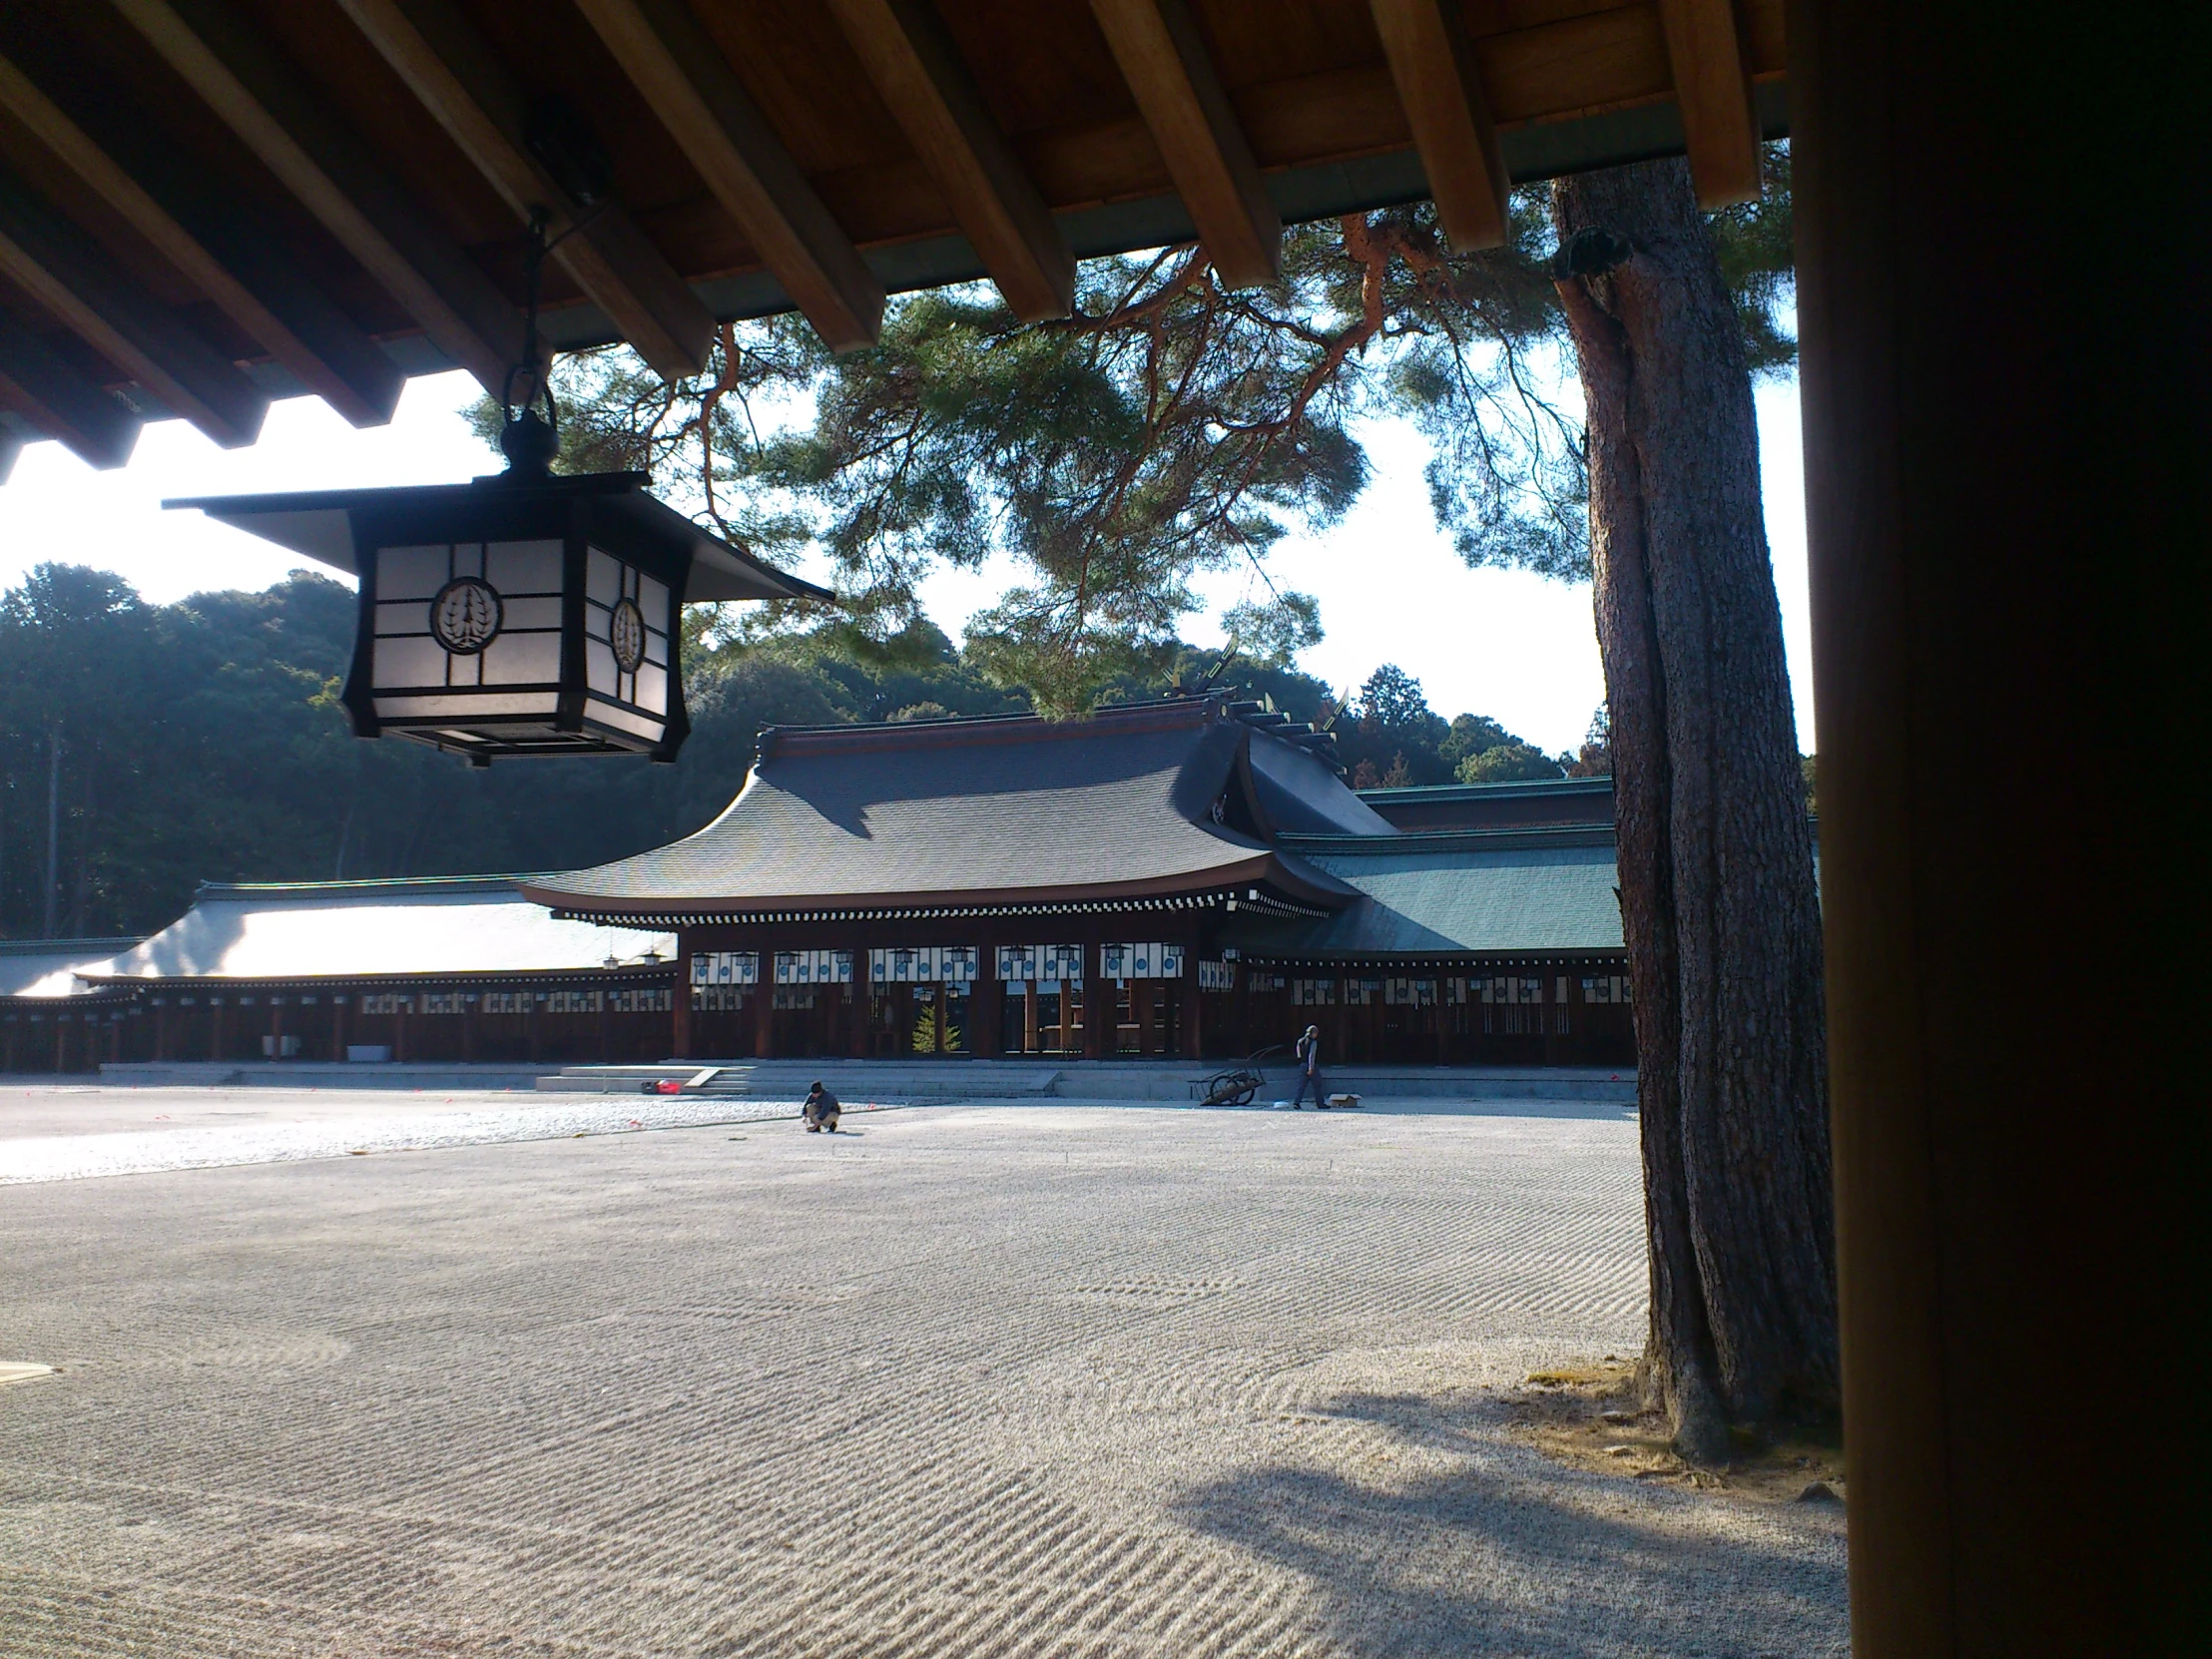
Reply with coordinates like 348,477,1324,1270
2,698,1634,1072
524,694,1634,1067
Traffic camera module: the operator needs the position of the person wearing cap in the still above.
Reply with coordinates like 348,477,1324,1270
803,1081,841,1132
1291,1025,1326,1109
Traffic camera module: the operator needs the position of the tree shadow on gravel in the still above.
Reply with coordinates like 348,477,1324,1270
1174,1390,1848,1659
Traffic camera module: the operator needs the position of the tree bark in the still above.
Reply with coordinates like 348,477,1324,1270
1551,158,1837,1458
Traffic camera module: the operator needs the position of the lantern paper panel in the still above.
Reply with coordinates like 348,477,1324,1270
583,547,673,743
369,540,566,727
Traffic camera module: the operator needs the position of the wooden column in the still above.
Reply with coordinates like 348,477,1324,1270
1082,942,1108,1060
269,997,284,1061
754,947,775,1059
152,999,168,1061
208,998,224,1061
1791,1,2199,1650
331,995,348,1062
393,999,408,1063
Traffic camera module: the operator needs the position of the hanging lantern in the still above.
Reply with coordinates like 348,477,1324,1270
168,468,823,764
165,214,827,766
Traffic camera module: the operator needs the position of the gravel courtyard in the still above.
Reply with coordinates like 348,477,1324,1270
0,1100,1847,1657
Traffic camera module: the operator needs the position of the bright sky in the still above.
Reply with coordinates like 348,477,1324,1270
0,367,1814,758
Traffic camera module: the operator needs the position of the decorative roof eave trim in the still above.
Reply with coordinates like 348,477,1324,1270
549,884,1335,928
1241,946,1631,967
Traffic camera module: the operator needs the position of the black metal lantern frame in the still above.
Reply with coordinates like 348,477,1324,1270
169,470,828,765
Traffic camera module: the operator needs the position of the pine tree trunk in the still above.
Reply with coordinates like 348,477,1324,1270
1551,159,1837,1459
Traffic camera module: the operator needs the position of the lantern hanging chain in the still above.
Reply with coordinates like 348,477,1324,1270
498,205,606,473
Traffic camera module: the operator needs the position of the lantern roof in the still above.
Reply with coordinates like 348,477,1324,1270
168,471,830,605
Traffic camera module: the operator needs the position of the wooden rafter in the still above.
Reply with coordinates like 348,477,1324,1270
1368,0,1509,252
111,0,521,395
1086,0,1281,289
0,167,267,447
334,0,714,381
572,0,884,352
0,49,401,427
0,311,139,469
825,0,1074,322
1657,0,1762,207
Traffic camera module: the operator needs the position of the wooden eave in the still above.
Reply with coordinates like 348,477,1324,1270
0,0,1782,469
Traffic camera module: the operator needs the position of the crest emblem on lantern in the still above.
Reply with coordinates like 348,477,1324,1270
430,576,503,654
610,596,647,673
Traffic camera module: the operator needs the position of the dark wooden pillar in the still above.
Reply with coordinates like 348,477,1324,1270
1792,2,2199,1649
208,998,224,1061
672,951,693,1061
331,995,347,1061
393,999,408,1063
754,945,775,1059
1082,942,1107,1060
269,998,284,1061
152,1000,168,1062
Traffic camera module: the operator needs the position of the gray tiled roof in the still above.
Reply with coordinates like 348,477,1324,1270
78,878,673,983
529,699,1383,914
1231,829,1627,957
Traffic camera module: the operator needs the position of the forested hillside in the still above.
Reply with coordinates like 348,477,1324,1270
0,563,1585,939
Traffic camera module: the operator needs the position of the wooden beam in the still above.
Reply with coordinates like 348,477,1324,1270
0,168,266,447
1086,0,1279,288
1368,0,1509,252
573,0,883,351
111,0,521,394
335,0,714,379
825,0,1073,321
0,50,401,426
1656,0,1761,207
0,313,140,468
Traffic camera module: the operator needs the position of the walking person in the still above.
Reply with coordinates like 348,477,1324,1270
803,1081,841,1133
1291,1024,1326,1109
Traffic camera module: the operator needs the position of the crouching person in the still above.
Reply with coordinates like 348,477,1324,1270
803,1081,841,1133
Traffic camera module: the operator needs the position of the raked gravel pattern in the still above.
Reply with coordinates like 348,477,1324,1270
0,1094,861,1185
0,1103,1848,1657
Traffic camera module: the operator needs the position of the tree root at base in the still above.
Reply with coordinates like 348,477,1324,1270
1505,1358,1847,1505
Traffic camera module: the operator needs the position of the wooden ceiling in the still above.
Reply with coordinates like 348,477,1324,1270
0,0,1784,475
